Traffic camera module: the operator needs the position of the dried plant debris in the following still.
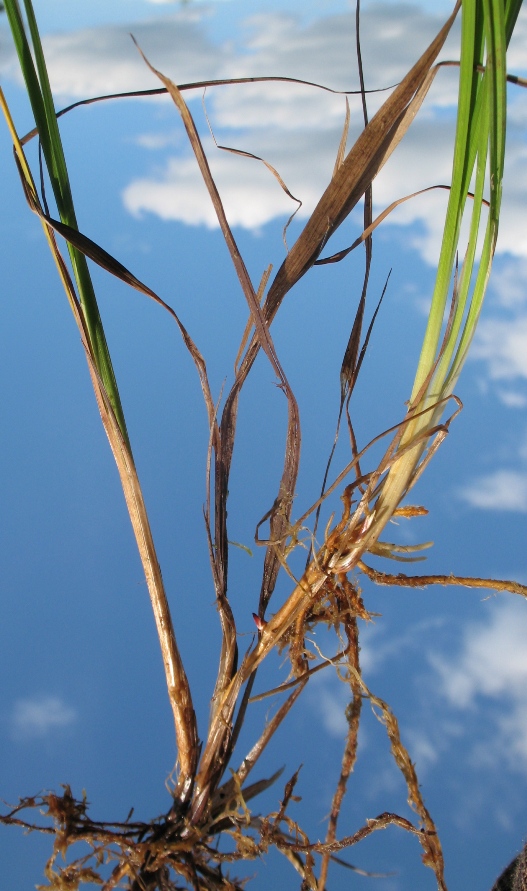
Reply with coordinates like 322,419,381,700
0,771,440,891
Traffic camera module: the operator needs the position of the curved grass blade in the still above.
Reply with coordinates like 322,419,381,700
1,7,202,796
4,0,129,443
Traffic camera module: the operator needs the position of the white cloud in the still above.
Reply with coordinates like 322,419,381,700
134,131,182,150
308,671,349,738
493,141,527,260
458,428,527,511
2,4,526,268
433,601,527,708
470,317,527,381
122,91,459,240
496,389,527,409
458,469,527,512
467,261,527,402
122,130,334,229
359,616,446,675
118,7,463,248
431,600,527,773
115,6,526,264
0,7,461,235
224,7,459,100
404,728,440,769
305,598,527,784
498,703,527,765
0,10,227,99
490,258,527,310
10,695,77,741
506,8,527,74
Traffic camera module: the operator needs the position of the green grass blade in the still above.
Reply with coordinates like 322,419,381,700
3,0,130,446
410,0,485,401
352,0,513,559
443,0,507,384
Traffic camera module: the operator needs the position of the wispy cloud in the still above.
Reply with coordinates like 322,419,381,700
458,427,527,511
305,599,527,797
121,7,527,269
0,9,227,98
307,671,349,739
2,4,526,271
359,616,446,676
10,695,77,741
123,143,304,229
459,469,527,512
433,601,527,708
430,599,527,774
0,5,465,250
465,311,527,404
470,317,527,381
119,6,463,245
490,257,527,310
495,389,527,409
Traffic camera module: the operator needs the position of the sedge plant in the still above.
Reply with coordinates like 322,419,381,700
1,0,526,889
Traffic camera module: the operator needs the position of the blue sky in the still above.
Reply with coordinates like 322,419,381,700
1,1,527,889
